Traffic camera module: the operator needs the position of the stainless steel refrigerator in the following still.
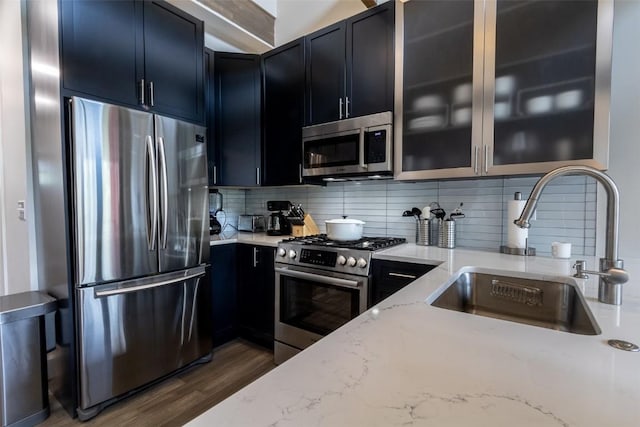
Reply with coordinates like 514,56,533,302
69,97,211,419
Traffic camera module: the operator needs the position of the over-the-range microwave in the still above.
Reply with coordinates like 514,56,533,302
302,111,392,180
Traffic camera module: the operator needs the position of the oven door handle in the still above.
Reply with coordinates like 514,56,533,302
275,267,362,289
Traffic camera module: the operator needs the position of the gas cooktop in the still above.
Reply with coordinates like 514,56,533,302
281,234,406,251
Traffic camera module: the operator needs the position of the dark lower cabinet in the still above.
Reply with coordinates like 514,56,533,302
236,244,275,349
370,260,435,306
261,38,306,186
210,244,237,347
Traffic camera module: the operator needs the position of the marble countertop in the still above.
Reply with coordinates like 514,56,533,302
210,232,285,247
189,244,640,426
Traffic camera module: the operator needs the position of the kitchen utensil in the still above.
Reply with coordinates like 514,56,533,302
411,207,422,218
325,218,365,241
438,218,456,249
417,219,430,246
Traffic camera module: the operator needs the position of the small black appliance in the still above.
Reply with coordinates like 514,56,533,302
267,200,292,236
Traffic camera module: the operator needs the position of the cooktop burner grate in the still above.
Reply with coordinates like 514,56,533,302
281,234,406,251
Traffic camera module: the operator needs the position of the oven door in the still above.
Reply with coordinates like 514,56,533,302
275,265,368,351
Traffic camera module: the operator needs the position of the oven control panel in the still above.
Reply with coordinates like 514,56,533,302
299,249,337,267
276,244,372,276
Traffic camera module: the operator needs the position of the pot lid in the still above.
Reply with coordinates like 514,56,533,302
325,218,365,225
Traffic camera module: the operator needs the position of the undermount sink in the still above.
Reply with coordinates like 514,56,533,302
430,269,601,335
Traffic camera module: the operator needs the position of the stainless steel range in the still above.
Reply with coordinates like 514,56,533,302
274,235,406,364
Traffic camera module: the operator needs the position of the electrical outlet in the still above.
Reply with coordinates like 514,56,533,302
17,200,25,221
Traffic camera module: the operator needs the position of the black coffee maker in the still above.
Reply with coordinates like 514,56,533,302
267,200,291,236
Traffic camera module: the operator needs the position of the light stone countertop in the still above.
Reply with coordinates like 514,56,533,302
189,244,640,426
210,232,285,247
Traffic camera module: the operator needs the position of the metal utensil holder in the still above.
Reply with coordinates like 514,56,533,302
416,218,430,246
438,219,456,249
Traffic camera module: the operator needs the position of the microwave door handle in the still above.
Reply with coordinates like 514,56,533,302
359,128,367,169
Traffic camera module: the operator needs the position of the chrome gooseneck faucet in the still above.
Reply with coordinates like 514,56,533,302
514,165,629,305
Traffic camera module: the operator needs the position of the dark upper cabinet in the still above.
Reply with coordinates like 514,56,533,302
60,0,143,107
305,22,347,125
143,1,204,122
213,52,262,187
261,38,306,186
305,1,394,125
346,2,395,119
204,49,217,186
60,0,204,124
236,244,275,349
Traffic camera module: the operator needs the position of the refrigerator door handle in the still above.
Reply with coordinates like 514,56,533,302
145,135,159,251
158,136,169,249
94,269,206,298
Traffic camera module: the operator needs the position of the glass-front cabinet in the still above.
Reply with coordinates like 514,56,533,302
395,0,613,180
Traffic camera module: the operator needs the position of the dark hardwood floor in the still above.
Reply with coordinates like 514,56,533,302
42,339,275,427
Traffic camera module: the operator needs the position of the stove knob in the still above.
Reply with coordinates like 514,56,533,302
347,257,357,267
288,250,297,259
357,258,368,268
277,248,286,257
337,255,347,265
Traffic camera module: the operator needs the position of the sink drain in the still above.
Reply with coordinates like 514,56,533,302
608,339,639,352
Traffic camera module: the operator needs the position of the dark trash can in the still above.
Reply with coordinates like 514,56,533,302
0,292,56,427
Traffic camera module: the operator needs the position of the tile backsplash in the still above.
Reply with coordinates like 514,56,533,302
212,175,596,257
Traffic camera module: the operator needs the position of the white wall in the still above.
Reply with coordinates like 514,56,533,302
608,0,640,260
0,0,32,295
275,0,366,46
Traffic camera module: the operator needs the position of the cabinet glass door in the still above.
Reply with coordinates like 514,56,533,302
397,0,479,179
487,0,600,171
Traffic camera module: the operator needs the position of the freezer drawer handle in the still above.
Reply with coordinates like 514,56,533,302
388,272,417,280
275,267,361,289
94,270,206,297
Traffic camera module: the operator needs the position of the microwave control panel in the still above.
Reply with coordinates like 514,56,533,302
365,129,387,164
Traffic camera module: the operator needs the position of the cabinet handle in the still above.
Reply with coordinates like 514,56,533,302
149,81,155,107
339,98,343,120
484,145,489,174
298,163,303,184
345,96,350,118
474,146,479,175
253,247,259,267
213,165,217,185
256,167,261,185
139,79,146,106
388,272,417,279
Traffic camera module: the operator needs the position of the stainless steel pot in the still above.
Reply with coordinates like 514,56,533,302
325,218,365,241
